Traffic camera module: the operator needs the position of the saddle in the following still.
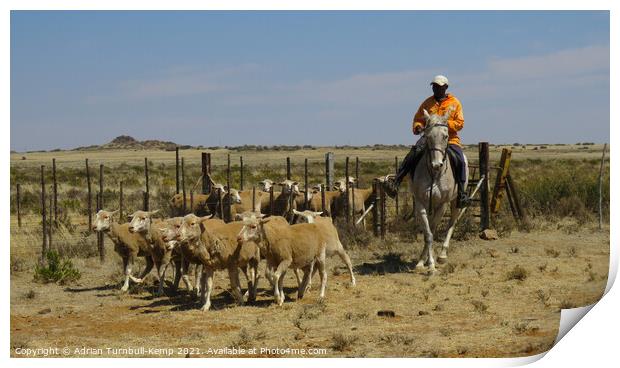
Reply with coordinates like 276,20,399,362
406,145,467,184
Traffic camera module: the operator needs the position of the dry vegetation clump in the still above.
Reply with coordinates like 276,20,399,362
506,265,528,281
331,333,359,352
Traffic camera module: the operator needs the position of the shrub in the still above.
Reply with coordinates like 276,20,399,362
506,265,528,281
34,250,81,284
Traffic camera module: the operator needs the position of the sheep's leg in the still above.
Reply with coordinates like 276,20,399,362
136,256,154,282
298,263,313,300
337,245,356,286
293,268,303,288
194,264,202,297
127,255,143,283
156,258,171,297
228,267,244,306
200,267,214,312
250,261,259,303
439,200,459,263
273,259,291,306
265,265,276,288
317,252,328,299
121,256,131,292
172,257,184,292
180,258,194,295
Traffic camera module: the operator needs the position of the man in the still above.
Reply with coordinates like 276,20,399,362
385,75,469,208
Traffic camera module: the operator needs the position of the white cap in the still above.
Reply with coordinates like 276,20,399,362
430,75,449,86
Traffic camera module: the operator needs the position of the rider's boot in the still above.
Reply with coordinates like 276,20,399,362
456,181,469,209
384,146,417,198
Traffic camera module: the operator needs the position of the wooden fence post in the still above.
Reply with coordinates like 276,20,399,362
86,159,92,232
491,148,512,213
201,152,209,194
394,156,399,215
175,146,180,194
98,164,105,263
119,181,124,221
321,187,326,215
345,157,350,223
286,157,291,180
240,156,244,191
48,193,53,251
52,158,58,226
599,143,607,230
227,154,232,222
304,158,309,209
143,158,149,211
16,184,22,227
40,165,47,265
479,142,490,231
182,157,187,215
380,182,386,239
269,186,274,216
252,186,256,212
355,157,360,188
372,180,380,237
325,152,334,191
190,191,194,214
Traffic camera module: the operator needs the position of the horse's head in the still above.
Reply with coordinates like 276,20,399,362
423,109,451,170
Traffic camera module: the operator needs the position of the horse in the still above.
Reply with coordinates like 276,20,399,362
402,108,468,273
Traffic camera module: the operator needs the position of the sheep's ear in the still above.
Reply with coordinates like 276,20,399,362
149,209,160,216
257,213,266,218
313,211,323,216
293,209,302,215
109,210,119,217
423,109,431,121
200,215,213,221
260,217,271,224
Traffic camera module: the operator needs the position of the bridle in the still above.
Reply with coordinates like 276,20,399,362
422,122,449,175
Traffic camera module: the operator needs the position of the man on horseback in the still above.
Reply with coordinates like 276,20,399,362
385,75,469,208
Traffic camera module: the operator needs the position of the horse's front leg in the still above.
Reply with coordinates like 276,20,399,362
415,203,435,273
439,200,459,262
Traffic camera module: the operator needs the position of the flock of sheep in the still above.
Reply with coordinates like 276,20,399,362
92,177,375,310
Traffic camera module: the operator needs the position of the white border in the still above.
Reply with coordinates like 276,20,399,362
3,1,616,367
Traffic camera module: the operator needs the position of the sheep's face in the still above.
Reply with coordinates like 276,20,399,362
312,184,323,193
279,180,300,195
170,194,183,208
259,179,274,192
179,214,205,242
228,189,242,204
211,184,227,196
160,218,183,251
92,210,118,232
335,177,356,193
128,210,159,233
237,215,266,243
293,209,322,224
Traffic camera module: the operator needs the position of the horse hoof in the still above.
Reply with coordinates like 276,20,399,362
415,261,425,269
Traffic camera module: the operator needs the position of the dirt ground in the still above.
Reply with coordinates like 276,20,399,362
10,224,608,358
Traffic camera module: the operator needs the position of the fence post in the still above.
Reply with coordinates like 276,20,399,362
355,157,360,188
321,186,326,215
201,152,210,194
218,187,225,221
182,157,187,215
119,181,124,221
48,192,53,251
304,158,309,209
599,143,607,230
345,157,350,223
372,179,379,237
479,142,490,231
394,156,399,216
175,146,180,194
144,158,149,211
380,182,386,239
286,157,291,180
86,159,92,232
325,152,334,191
190,191,194,214
40,165,47,265
252,186,256,212
52,158,58,226
270,186,274,216
16,183,22,227
240,156,244,191
227,154,231,222
98,164,105,263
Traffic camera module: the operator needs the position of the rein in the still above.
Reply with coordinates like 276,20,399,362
422,122,450,216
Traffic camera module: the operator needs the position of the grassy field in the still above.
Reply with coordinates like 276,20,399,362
9,144,610,358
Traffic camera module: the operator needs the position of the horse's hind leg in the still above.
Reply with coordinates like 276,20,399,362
439,200,459,262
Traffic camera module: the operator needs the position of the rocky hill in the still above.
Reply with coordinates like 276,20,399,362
73,135,192,151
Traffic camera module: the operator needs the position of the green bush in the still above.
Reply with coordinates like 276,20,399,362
34,250,81,284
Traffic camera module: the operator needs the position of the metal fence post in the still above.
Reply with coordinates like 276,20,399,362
40,165,47,265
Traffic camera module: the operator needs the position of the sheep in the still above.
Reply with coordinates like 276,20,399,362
221,188,268,221
178,214,261,311
169,193,210,216
92,209,152,292
237,213,328,306
333,178,374,224
306,184,342,217
292,209,356,287
127,210,192,296
272,180,301,221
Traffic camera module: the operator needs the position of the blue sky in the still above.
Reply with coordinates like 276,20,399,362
10,11,609,151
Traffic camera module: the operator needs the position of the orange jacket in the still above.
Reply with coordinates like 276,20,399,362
412,94,464,146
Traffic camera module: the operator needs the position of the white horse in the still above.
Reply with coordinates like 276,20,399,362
404,109,467,273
